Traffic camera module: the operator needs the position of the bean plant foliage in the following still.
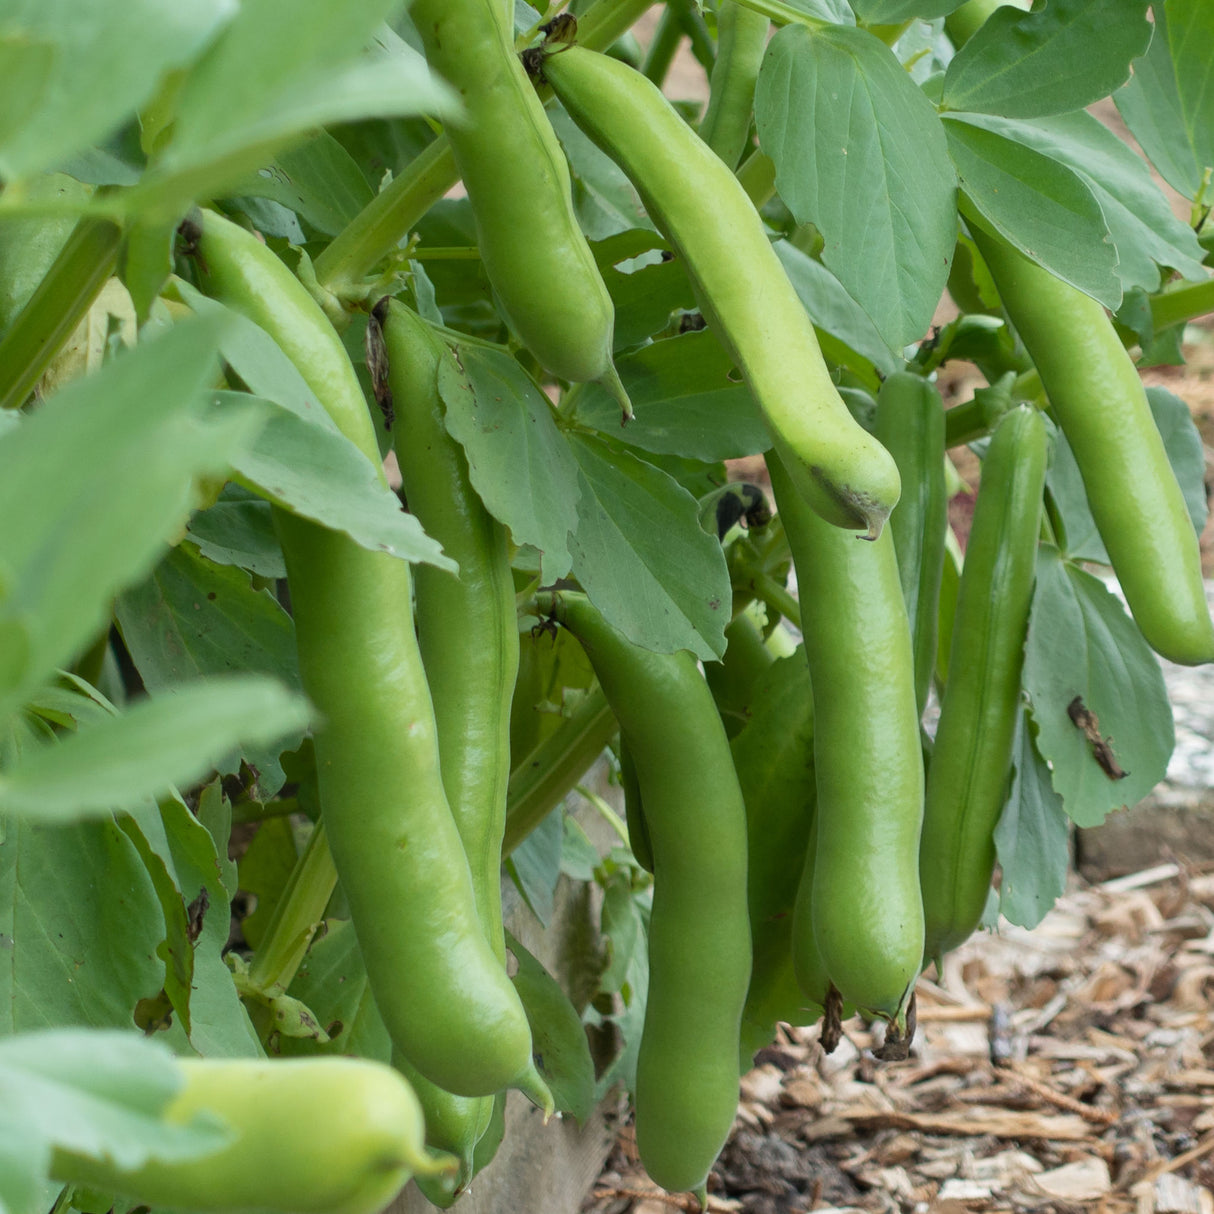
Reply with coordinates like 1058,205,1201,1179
0,0,1212,1209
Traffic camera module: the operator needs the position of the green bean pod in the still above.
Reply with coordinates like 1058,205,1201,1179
379,299,516,963
52,1057,454,1214
536,44,901,537
874,372,948,718
971,227,1214,666
540,591,750,1199
192,212,549,1107
919,404,1047,967
767,453,924,1027
699,1,769,171
410,0,619,389
705,608,777,739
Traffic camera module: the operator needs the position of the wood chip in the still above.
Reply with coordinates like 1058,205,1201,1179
1032,1156,1113,1201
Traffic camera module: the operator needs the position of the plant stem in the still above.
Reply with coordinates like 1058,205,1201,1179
641,4,683,85
1149,276,1214,333
246,820,337,994
312,138,457,296
503,686,618,855
751,571,801,631
735,149,776,208
314,0,659,297
0,217,123,410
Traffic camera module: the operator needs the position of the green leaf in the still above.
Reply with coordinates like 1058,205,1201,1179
277,918,392,1062
235,817,300,953
114,544,302,798
187,485,286,579
567,433,731,661
731,651,818,1061
560,814,602,883
505,809,564,929
211,392,453,570
0,0,234,181
958,109,1206,295
940,0,1152,119
755,23,957,350
152,11,455,209
1164,0,1214,193
437,343,581,584
156,793,262,1058
1022,546,1173,828
574,331,769,462
851,0,963,21
993,703,1069,930
945,113,1121,309
227,132,376,238
1114,4,1210,201
1046,386,1207,565
0,678,309,822
597,873,645,997
548,103,652,241
789,0,854,21
773,240,901,376
505,933,596,1125
602,255,694,352
0,814,167,1034
0,317,264,721
0,1028,231,1214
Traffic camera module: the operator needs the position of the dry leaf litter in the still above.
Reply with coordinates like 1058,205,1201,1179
585,860,1214,1214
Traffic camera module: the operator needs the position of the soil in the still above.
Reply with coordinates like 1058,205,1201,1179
584,862,1214,1214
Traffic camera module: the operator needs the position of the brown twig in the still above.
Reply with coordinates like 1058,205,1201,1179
1001,1064,1119,1126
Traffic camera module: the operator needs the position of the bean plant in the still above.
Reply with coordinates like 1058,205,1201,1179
1,0,1212,1210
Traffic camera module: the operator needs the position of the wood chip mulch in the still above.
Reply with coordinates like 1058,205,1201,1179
585,861,1214,1214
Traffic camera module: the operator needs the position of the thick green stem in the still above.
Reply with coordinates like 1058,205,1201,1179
246,820,338,994
735,149,776,208
675,0,716,75
0,217,123,410
503,686,618,855
314,0,658,296
312,139,457,296
642,4,683,84
1149,276,1214,332
751,572,801,631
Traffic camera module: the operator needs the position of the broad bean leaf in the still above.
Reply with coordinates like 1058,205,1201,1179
0,812,166,1034
505,933,596,1125
211,392,452,570
548,103,652,241
850,0,963,22
277,918,392,1063
560,815,602,883
575,331,769,461
961,110,1206,295
731,652,818,1063
1022,546,1173,828
437,344,581,585
0,0,233,181
0,316,263,722
236,817,300,953
567,433,730,661
597,872,645,997
993,703,1069,930
773,240,900,377
149,9,455,212
187,485,286,579
789,0,854,21
755,23,956,351
121,793,263,1057
115,544,302,797
1114,4,1212,201
0,678,308,823
227,131,375,237
940,0,1152,119
593,884,650,1099
1046,386,1207,565
944,113,1121,309
0,1030,231,1214
506,809,564,928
